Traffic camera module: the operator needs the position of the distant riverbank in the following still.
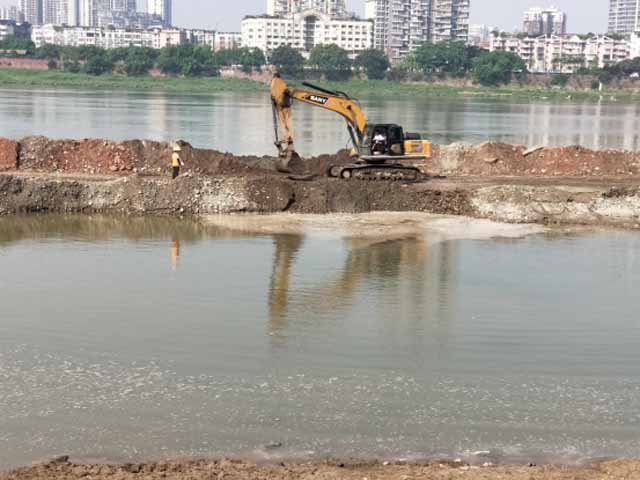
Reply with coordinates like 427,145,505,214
2,68,640,100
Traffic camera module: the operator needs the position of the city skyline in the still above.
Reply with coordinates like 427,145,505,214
1,0,610,32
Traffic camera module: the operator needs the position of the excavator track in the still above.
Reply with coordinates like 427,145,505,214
328,164,422,182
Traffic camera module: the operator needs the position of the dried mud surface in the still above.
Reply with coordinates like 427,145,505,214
1,136,640,228
2,458,640,480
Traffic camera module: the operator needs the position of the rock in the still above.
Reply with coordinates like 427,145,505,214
48,455,70,464
523,145,544,156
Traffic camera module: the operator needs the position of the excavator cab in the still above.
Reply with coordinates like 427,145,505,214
362,124,407,160
361,124,430,161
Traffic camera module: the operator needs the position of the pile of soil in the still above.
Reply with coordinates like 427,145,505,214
0,138,17,171
4,136,640,180
18,136,142,174
2,458,639,480
14,136,280,177
429,141,640,177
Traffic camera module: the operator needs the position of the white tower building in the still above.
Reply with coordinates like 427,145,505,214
148,0,171,26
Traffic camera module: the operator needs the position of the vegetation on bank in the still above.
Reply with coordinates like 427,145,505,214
0,68,263,92
2,34,640,98
2,68,640,100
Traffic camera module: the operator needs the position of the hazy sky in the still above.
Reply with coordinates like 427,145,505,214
1,0,609,33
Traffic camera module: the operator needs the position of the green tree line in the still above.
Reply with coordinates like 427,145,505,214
0,36,267,77
3,34,639,88
269,42,525,86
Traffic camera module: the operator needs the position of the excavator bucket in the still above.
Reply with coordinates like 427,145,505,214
275,144,305,174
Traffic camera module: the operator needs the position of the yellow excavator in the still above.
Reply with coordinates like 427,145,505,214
270,74,432,181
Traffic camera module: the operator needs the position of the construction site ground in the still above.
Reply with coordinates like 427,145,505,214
2,458,640,480
1,136,639,229
1,169,639,229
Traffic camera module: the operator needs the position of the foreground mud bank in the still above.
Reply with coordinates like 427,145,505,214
1,136,640,228
1,173,639,228
2,458,640,480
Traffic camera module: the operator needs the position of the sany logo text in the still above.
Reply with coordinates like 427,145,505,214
307,95,329,105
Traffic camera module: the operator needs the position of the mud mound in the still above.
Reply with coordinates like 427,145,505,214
0,138,18,171
429,141,640,177
303,149,354,176
5,136,640,180
14,136,281,177
3,458,640,480
19,136,145,174
180,147,278,176
9,135,353,178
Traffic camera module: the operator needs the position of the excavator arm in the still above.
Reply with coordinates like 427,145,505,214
270,75,368,166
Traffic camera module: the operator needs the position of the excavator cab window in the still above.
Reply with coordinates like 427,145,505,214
388,125,405,156
372,127,388,155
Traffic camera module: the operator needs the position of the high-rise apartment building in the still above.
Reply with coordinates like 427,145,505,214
267,0,347,17
96,0,137,26
148,0,171,26
267,0,288,16
0,6,24,22
432,0,469,42
245,0,371,55
467,23,489,46
67,0,79,25
522,6,567,36
365,0,469,60
43,0,69,25
78,0,95,25
20,0,43,24
608,0,640,35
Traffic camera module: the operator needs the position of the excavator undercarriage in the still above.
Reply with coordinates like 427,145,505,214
327,162,421,182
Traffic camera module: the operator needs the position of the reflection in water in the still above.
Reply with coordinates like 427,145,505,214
0,214,228,246
267,233,458,349
269,234,304,333
171,239,180,270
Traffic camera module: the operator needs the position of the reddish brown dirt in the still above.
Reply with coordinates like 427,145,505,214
14,136,282,177
2,458,639,480
0,138,17,172
19,136,142,174
428,141,640,177
7,136,640,180
0,57,49,70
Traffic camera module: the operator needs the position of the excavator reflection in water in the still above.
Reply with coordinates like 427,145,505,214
267,233,457,347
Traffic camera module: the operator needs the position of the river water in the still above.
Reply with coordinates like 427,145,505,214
0,215,639,468
1,87,640,468
3,88,640,155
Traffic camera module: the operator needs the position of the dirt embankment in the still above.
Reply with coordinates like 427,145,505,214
3,136,640,178
1,136,639,228
2,458,640,480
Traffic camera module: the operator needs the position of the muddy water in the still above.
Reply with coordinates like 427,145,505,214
1,215,640,468
3,88,640,155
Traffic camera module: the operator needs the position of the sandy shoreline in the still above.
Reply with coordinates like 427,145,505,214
3,458,640,480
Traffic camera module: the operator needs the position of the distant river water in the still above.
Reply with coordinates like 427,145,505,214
0,215,639,468
3,87,640,155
